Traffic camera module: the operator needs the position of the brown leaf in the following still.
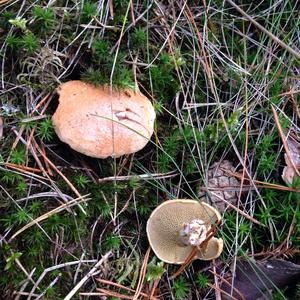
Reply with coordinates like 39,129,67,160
221,259,300,300
282,132,300,185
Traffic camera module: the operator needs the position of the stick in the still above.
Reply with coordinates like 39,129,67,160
64,252,112,300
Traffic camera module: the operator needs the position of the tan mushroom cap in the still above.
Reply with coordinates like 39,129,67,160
196,237,224,260
52,80,156,158
146,199,222,264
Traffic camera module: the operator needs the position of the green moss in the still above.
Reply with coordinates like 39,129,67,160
21,32,39,53
33,6,55,33
82,1,98,22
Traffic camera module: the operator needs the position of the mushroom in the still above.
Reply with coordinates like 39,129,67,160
52,80,156,158
146,199,223,264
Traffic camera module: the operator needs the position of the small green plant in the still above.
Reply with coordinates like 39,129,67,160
73,174,90,189
153,101,163,115
10,147,26,165
160,52,172,65
257,135,277,153
45,214,63,234
157,130,181,172
37,117,55,141
82,68,106,86
256,206,273,226
196,273,210,289
15,208,31,225
150,60,179,102
205,109,242,142
112,67,134,89
93,39,109,61
173,276,190,299
137,202,151,217
6,34,21,50
2,208,31,227
238,220,251,240
2,214,16,228
172,48,186,67
272,289,286,300
45,285,57,299
104,233,121,250
26,228,47,249
9,17,28,32
22,32,39,53
132,27,147,49
2,172,22,185
16,179,27,194
291,176,300,189
127,177,140,189
146,259,165,282
82,1,97,21
5,251,22,271
28,201,42,216
2,11,14,24
184,158,197,175
257,152,277,176
100,202,113,220
34,6,55,31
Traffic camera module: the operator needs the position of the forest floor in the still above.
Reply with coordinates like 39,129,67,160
0,0,299,299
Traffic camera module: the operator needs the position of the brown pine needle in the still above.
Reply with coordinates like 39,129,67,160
222,169,300,193
4,162,43,173
96,278,159,300
32,138,87,212
133,247,151,299
210,192,263,226
171,226,219,279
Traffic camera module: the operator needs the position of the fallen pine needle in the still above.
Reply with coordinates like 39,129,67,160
210,191,263,226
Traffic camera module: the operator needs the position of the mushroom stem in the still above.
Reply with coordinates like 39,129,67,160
178,219,209,247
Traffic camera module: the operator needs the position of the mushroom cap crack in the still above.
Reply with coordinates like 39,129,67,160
112,109,152,136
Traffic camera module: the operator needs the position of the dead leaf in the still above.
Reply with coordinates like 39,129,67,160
282,132,300,185
221,259,300,300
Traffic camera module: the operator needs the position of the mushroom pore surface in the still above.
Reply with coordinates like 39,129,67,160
196,237,223,261
52,80,156,158
146,199,221,264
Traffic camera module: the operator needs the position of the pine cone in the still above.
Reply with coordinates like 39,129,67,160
199,160,240,213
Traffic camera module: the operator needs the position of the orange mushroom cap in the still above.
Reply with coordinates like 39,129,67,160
52,80,156,158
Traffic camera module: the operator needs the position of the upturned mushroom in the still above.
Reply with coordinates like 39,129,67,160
52,80,156,158
146,199,223,264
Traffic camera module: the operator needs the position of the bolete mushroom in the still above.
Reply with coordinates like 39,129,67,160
146,199,223,264
52,80,156,158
